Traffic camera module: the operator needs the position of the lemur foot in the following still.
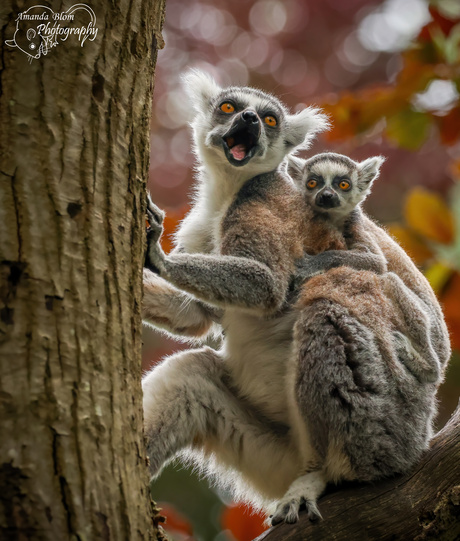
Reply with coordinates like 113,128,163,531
271,497,321,525
145,193,166,273
270,471,324,526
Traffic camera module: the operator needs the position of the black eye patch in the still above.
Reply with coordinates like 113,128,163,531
306,176,324,189
333,176,352,190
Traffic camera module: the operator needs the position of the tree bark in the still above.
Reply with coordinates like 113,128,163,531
0,1,166,539
255,403,460,541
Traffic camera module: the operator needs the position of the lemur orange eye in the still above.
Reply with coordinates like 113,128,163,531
339,180,350,190
264,115,277,127
220,102,235,113
307,179,317,189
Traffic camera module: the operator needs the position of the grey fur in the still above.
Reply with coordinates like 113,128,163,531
290,152,385,225
288,153,447,384
294,299,437,481
145,178,289,314
294,246,386,283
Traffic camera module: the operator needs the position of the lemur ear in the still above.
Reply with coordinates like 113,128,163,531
284,107,330,152
286,155,306,183
358,156,385,187
182,69,222,114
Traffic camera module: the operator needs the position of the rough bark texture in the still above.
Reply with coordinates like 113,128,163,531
255,403,460,541
0,1,166,539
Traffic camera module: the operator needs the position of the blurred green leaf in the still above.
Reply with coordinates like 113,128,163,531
386,109,431,150
435,183,460,271
151,463,227,541
432,0,460,19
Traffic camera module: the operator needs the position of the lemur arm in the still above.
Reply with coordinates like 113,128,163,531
295,246,386,281
295,225,387,283
143,269,223,338
145,197,289,315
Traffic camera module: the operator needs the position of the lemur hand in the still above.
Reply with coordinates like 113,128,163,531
294,254,324,282
145,194,167,274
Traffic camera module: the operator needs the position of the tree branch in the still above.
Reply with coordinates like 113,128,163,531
255,403,460,541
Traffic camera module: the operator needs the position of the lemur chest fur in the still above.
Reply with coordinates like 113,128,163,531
177,177,300,424
222,308,297,424
176,196,235,255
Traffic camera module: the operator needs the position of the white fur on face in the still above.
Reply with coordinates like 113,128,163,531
299,153,385,222
182,69,329,181
302,158,364,221
308,160,351,180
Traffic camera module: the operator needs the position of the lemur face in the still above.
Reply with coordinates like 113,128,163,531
209,89,287,169
182,70,329,177
298,153,384,219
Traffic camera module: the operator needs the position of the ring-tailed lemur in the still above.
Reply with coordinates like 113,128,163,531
268,152,451,524
288,152,450,384
142,72,450,524
142,69,330,338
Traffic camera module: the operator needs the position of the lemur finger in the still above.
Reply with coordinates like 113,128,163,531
302,498,322,522
146,193,165,227
271,500,300,525
146,225,163,247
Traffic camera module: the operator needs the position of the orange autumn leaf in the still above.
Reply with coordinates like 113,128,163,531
160,205,189,254
158,502,194,539
449,159,460,180
437,107,460,146
221,504,266,541
405,188,455,245
440,272,460,351
425,262,455,295
387,224,434,264
322,63,435,143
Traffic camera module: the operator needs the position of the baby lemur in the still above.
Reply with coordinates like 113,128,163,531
142,72,450,524
289,152,450,386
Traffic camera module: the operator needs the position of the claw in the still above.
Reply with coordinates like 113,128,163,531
303,498,322,522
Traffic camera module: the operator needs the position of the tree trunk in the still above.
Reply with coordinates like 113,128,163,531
255,403,460,541
0,1,166,539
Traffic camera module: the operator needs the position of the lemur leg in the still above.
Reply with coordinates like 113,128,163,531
143,268,222,338
142,347,294,487
293,299,428,484
270,471,324,525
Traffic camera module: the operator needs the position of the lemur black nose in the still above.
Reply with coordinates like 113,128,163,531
242,110,259,124
316,189,339,209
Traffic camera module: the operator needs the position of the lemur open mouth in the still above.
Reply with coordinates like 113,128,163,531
222,122,260,167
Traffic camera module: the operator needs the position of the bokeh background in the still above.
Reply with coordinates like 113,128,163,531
143,0,460,539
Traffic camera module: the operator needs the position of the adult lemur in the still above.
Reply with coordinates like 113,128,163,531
142,71,450,523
